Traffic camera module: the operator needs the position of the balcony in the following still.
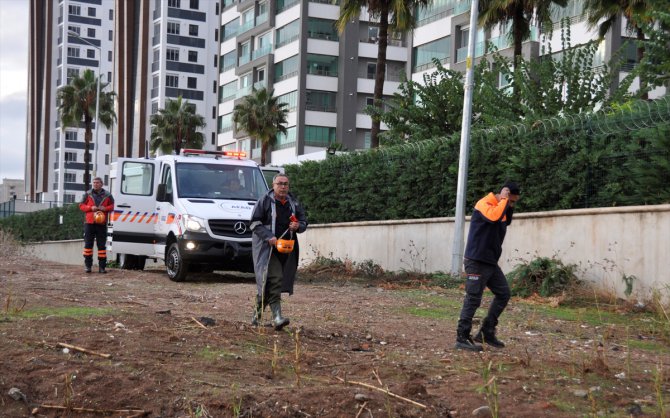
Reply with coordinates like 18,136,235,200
251,45,272,60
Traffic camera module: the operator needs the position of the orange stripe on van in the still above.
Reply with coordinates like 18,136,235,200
111,210,121,222
121,212,131,222
129,212,139,223
137,212,147,223
166,214,175,224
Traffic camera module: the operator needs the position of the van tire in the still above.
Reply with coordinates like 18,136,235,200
118,254,137,270
135,256,146,271
166,243,188,282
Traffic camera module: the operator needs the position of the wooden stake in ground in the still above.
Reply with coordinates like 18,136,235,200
34,405,148,416
56,342,111,359
335,376,427,409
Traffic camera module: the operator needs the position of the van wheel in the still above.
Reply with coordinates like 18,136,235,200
135,256,146,271
166,243,188,282
118,254,137,270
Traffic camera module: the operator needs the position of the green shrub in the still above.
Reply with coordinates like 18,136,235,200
507,257,579,297
0,204,84,242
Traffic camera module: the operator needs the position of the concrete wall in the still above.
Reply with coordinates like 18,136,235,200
299,205,670,301
25,204,670,300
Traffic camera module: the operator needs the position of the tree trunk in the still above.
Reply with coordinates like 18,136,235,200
637,26,648,100
371,4,390,149
512,11,524,104
260,140,267,166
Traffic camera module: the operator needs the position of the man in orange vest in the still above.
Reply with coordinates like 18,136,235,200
79,177,115,273
456,181,521,351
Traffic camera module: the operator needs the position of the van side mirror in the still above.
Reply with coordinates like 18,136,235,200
156,184,168,202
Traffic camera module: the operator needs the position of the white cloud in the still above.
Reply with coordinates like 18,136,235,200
0,0,29,180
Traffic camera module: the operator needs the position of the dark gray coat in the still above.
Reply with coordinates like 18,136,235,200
250,190,307,296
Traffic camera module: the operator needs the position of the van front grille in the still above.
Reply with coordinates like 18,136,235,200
208,219,252,238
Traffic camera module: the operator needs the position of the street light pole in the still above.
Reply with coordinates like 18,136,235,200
67,30,101,179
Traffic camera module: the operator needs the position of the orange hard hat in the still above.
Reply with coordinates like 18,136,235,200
94,211,106,225
276,239,295,254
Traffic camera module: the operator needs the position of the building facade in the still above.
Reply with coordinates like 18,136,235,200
26,0,220,204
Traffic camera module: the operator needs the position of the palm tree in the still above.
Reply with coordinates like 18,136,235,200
336,0,430,148
584,0,652,97
233,87,288,166
150,96,206,155
57,69,116,192
479,0,568,64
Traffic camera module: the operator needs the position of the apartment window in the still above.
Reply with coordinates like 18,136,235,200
276,126,296,148
366,97,374,107
220,50,236,72
105,154,109,165
276,20,300,48
187,77,197,89
64,172,77,183
65,131,78,141
106,133,110,144
211,132,215,145
304,125,336,147
277,91,298,111
367,63,376,79
219,81,237,102
68,5,81,15
306,54,338,77
87,49,95,59
189,24,198,37
190,0,199,10
64,194,76,204
107,71,112,82
68,25,80,35
87,28,95,37
109,9,114,20
151,101,159,114
307,18,339,41
66,68,79,84
257,67,265,83
212,106,216,119
65,152,77,162
108,51,112,61
104,175,109,185
218,113,233,133
166,74,179,87
108,30,113,41
212,80,217,93
168,0,181,7
67,47,80,58
166,48,179,61
412,36,450,71
188,50,197,62
167,21,180,35
88,7,96,17
306,90,336,112
213,54,217,67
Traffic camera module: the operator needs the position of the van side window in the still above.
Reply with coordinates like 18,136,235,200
162,166,173,195
121,162,154,195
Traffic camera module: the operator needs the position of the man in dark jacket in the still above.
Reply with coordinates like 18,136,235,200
250,173,307,330
456,181,520,351
79,177,115,273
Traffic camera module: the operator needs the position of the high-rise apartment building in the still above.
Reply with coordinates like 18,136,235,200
26,0,220,204
217,0,409,164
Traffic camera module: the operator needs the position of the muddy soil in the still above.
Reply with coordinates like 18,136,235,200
1,253,668,417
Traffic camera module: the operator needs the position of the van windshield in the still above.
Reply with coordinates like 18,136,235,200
175,163,268,201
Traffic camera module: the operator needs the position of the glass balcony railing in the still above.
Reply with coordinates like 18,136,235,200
239,53,251,66
252,45,272,60
456,27,539,62
454,0,471,15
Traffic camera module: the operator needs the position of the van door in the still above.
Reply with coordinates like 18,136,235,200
154,162,177,257
111,159,159,257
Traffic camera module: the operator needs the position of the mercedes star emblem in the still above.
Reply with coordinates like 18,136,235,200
234,221,247,235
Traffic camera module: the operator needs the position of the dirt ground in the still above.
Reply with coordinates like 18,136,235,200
1,251,669,418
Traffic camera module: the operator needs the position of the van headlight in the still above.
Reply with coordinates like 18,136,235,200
183,215,206,232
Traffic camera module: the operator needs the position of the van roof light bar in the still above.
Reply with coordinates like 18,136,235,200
180,149,247,159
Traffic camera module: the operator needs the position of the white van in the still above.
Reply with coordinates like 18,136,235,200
108,149,268,281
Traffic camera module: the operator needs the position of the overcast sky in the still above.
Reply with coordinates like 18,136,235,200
0,0,29,181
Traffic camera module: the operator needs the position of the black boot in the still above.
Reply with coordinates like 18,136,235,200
473,319,505,348
251,299,263,326
85,258,92,273
270,302,289,331
99,259,107,274
455,331,483,352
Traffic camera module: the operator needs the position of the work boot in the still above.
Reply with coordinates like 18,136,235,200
251,300,263,326
98,266,107,274
270,302,289,331
85,267,92,273
473,328,505,348
455,332,483,352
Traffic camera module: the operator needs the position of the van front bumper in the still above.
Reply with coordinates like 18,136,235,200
178,233,253,270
